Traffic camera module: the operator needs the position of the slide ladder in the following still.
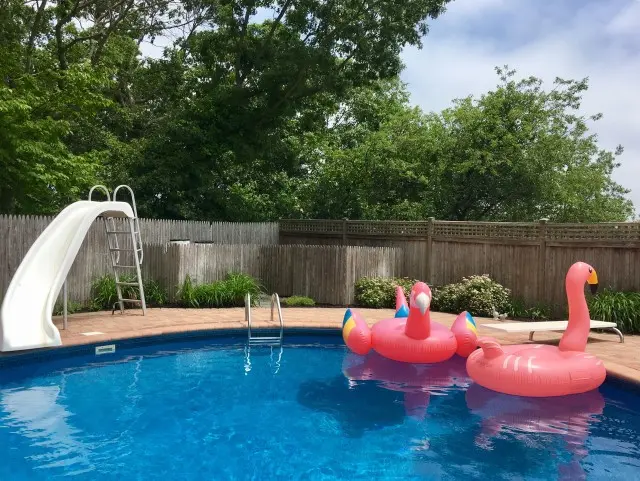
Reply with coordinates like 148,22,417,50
88,185,146,315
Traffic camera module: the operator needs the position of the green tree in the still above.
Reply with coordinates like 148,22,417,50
120,0,453,220
0,0,171,213
303,67,634,222
429,66,634,222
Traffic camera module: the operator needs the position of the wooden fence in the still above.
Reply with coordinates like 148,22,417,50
280,219,640,313
0,215,278,304
6,213,640,313
146,244,403,305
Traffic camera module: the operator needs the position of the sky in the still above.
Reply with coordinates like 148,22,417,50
400,0,640,211
141,0,640,212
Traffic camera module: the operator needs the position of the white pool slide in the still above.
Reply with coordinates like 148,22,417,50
0,201,135,352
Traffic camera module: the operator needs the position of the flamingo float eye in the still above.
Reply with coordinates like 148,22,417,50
588,267,593,273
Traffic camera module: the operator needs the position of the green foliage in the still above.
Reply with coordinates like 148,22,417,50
508,298,552,321
53,300,83,316
354,276,419,308
431,275,511,318
176,273,264,308
89,274,168,311
282,296,316,307
0,0,632,224
587,288,640,334
303,67,634,222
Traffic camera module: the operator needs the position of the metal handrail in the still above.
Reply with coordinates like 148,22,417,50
113,184,139,218
245,292,284,343
88,185,111,202
89,184,120,264
245,292,253,341
270,293,284,341
113,184,143,264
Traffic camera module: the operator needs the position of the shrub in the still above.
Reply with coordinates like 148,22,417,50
282,296,315,307
176,273,263,308
90,274,168,311
508,298,552,321
431,274,511,317
354,276,419,308
587,288,640,334
53,300,83,316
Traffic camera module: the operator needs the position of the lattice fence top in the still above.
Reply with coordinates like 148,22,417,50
280,219,640,242
279,220,345,234
433,221,540,240
348,221,431,236
545,222,640,241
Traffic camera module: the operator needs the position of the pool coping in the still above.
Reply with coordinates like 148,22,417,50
1,325,638,391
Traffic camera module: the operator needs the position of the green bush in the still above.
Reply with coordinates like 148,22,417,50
53,300,83,316
90,274,168,311
508,298,552,321
587,288,640,334
282,296,316,307
354,276,419,308
176,272,263,308
431,274,511,317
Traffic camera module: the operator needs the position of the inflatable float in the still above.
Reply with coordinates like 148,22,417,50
342,281,478,363
466,261,606,397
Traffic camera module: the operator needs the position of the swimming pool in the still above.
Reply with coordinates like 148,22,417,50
1,335,639,480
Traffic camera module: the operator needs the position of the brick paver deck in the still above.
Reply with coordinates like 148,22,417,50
26,307,639,384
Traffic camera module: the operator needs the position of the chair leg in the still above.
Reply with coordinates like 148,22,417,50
610,327,624,343
529,331,535,341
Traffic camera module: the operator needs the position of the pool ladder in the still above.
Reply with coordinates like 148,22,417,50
244,293,284,374
245,293,284,345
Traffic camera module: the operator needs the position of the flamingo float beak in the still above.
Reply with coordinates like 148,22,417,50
587,268,599,294
415,292,431,315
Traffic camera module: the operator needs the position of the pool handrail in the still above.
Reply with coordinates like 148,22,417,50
245,292,283,344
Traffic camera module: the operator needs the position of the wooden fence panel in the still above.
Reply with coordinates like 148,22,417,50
280,219,640,312
1,214,278,304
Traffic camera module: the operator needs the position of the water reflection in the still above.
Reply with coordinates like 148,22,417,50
243,344,283,375
342,351,469,420
465,383,605,480
0,384,94,476
297,352,468,437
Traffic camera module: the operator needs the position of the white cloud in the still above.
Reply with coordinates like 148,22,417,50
401,0,640,212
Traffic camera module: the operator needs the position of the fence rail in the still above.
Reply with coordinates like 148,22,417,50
0,215,278,305
4,214,640,315
280,218,640,314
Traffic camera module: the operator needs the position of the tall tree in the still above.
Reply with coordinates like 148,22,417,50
122,0,454,219
303,67,634,222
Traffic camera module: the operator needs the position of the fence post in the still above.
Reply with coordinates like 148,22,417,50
538,218,548,304
426,217,435,283
342,218,348,245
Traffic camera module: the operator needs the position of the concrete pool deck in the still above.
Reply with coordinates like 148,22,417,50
2,307,638,384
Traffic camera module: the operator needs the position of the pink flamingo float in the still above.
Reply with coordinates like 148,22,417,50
467,261,605,397
466,383,604,480
342,351,469,420
342,281,478,363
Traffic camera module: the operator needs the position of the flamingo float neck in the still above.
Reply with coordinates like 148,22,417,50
404,284,431,340
559,264,592,352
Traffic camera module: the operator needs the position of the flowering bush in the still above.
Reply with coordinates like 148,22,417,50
431,274,511,317
354,276,420,308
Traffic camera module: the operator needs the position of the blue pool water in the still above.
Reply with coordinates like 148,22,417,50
1,335,640,480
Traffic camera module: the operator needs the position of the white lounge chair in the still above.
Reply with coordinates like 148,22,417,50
481,320,624,343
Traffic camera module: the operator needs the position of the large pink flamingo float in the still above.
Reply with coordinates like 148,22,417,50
465,382,604,480
342,351,469,420
342,281,478,363
467,262,605,397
